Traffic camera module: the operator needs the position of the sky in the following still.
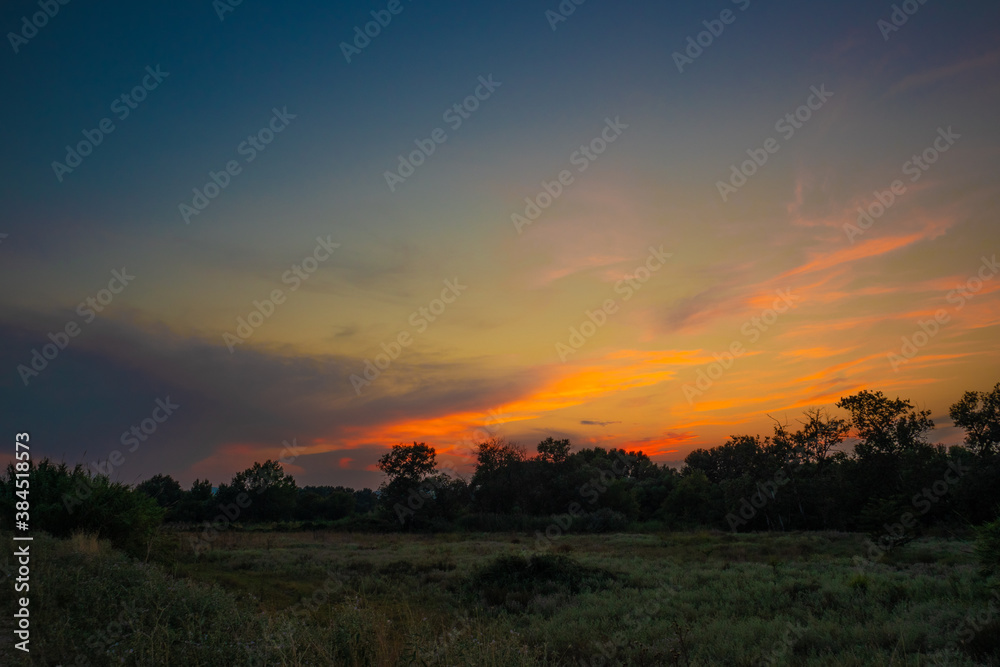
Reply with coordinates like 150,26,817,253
1,0,998,489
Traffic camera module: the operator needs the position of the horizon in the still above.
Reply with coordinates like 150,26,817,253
2,0,999,490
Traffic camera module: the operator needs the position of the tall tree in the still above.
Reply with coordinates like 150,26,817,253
220,460,298,522
376,443,439,525
836,390,933,459
377,442,437,484
950,382,1000,457
536,437,571,464
792,408,850,463
135,473,184,509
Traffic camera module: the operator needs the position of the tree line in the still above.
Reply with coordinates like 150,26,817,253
2,384,998,553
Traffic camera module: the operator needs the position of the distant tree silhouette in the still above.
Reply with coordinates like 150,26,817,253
836,390,933,459
376,442,439,526
51,382,1000,541
950,382,1000,457
377,442,437,483
136,474,184,510
471,438,527,513
218,460,297,522
536,437,571,464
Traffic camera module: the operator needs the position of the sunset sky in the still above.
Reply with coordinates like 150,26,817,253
2,0,998,488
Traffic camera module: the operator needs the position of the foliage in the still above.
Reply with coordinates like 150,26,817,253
19,529,996,666
536,436,571,464
0,459,162,556
135,473,184,519
976,513,1000,574
217,459,298,523
468,553,618,610
836,390,934,459
377,442,437,484
950,382,1000,457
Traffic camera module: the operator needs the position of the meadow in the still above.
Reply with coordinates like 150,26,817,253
5,527,998,666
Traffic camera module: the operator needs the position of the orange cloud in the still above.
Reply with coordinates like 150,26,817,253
340,350,701,456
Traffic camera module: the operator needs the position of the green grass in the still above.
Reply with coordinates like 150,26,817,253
4,528,998,665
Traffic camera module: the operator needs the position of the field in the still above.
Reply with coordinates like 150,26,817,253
6,528,999,666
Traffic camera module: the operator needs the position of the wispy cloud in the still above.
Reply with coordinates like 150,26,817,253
888,51,1000,96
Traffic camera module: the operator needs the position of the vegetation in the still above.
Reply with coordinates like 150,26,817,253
3,529,998,665
9,385,995,540
1,383,998,664
0,460,162,556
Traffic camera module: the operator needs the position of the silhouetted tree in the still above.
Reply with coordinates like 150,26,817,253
471,438,528,513
136,474,184,514
376,442,439,526
536,437,571,464
837,390,933,459
377,443,437,483
218,460,297,522
950,382,1000,457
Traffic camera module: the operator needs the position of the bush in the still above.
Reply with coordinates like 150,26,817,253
0,459,163,556
859,496,918,555
468,553,617,610
976,515,1000,574
584,508,628,532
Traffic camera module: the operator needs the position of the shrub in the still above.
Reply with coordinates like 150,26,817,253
468,553,617,610
859,496,918,555
976,514,1000,574
0,459,163,556
584,507,628,533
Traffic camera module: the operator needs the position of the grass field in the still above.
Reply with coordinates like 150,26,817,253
6,528,999,666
